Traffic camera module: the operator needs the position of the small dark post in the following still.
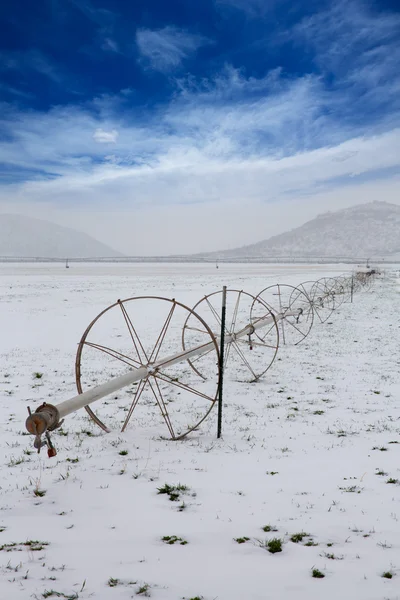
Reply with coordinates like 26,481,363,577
350,276,354,303
217,286,227,439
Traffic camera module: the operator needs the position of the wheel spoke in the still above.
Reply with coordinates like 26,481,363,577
155,370,215,402
121,378,148,432
189,346,216,364
118,300,149,363
147,378,175,439
183,325,210,335
205,297,222,327
149,302,176,363
282,317,307,339
237,338,277,349
228,339,258,381
83,341,141,369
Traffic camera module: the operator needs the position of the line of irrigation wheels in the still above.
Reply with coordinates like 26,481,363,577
25,269,377,456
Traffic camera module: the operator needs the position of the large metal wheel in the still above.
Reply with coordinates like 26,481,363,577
183,290,279,383
302,279,335,323
335,275,352,303
75,297,220,439
251,284,314,345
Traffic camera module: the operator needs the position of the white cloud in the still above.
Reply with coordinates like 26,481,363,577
101,38,119,53
215,0,278,17
93,128,119,143
0,49,62,83
136,26,209,72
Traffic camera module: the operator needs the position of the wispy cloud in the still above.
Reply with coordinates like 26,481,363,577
294,0,399,69
136,26,210,72
215,0,279,17
101,37,119,53
69,0,116,27
93,128,118,143
0,49,62,83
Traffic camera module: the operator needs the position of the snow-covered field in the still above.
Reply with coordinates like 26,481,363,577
0,262,399,600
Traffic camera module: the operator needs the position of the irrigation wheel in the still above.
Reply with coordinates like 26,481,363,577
75,297,220,439
302,279,335,323
183,289,279,383
252,283,314,345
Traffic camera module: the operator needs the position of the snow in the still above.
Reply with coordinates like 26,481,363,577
0,262,399,600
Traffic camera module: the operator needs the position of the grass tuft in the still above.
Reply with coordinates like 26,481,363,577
382,571,393,579
266,538,283,554
157,483,190,502
290,532,309,543
262,525,278,533
136,583,150,596
161,535,188,545
312,568,325,579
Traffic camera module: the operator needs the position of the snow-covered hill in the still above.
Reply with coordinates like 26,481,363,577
204,201,400,259
0,214,122,258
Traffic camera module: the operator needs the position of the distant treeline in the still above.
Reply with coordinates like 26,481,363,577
0,256,395,264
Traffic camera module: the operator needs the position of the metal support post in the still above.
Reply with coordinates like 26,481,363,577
217,286,227,439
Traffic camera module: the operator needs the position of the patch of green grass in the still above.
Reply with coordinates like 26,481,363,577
161,535,188,545
375,469,387,476
66,458,79,464
7,456,26,467
25,540,49,551
34,488,46,497
339,485,361,493
136,583,150,596
1,540,48,552
304,541,318,547
290,532,309,543
266,471,279,476
262,525,278,533
372,446,388,451
33,372,43,379
42,591,78,599
323,552,343,560
382,571,393,579
313,410,325,416
108,577,120,587
157,483,190,502
266,538,283,554
0,542,17,551
119,450,129,456
312,568,325,579
234,537,250,544
387,478,399,484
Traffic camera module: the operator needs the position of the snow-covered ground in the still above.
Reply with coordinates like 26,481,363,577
0,262,399,600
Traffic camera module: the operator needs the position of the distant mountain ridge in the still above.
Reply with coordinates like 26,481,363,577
0,214,122,258
201,201,400,259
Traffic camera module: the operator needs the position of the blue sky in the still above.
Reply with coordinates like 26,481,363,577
0,0,400,254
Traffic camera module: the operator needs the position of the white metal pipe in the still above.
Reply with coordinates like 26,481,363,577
55,309,299,420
